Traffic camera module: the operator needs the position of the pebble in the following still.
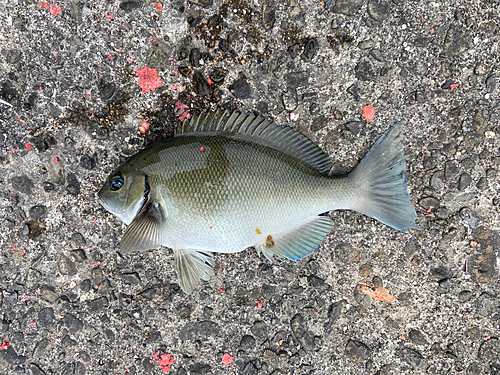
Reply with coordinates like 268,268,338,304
262,0,276,30
300,38,319,62
88,297,109,311
239,335,256,350
435,207,450,219
290,314,321,351
192,72,210,96
63,313,83,334
418,196,440,209
330,0,364,16
119,0,141,11
121,272,141,284
485,74,496,92
80,154,97,170
444,25,471,56
478,338,500,363
459,207,482,228
369,49,384,62
66,173,81,196
58,256,77,276
42,181,55,192
33,338,52,359
430,171,445,191
38,307,55,327
468,228,499,283
229,75,251,99
310,116,328,132
179,321,219,341
345,339,370,362
355,57,376,81
409,330,428,345
367,0,391,21
11,175,33,195
99,81,116,102
397,347,424,370
458,173,472,190
251,320,268,342
474,292,500,317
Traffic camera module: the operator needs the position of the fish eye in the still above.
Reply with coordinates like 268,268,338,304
109,175,124,191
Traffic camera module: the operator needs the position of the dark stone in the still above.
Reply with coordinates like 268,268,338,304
38,307,55,327
88,297,108,311
59,256,77,276
43,181,55,192
39,285,58,303
330,0,364,15
121,272,141,284
445,160,459,181
397,347,424,370
202,306,213,319
251,320,268,342
308,275,325,289
285,71,310,87
310,116,328,132
290,314,320,351
444,25,471,56
345,339,370,362
179,321,218,341
458,173,472,190
33,338,52,359
262,0,275,30
119,0,141,11
367,0,391,21
27,219,46,240
229,75,251,99
99,81,116,102
282,89,298,111
418,196,440,209
11,175,33,195
242,361,259,375
118,293,133,307
430,171,445,190
29,205,47,219
30,364,46,375
190,0,212,7
145,330,161,344
324,300,346,333
189,48,203,68
71,232,86,247
409,330,428,345
486,74,496,93
177,47,189,61
79,279,91,292
469,228,499,283
355,57,376,81
347,84,360,100
62,335,77,347
345,121,363,136
301,38,319,62
458,290,472,302
66,173,81,196
370,49,384,62
474,293,500,317
63,313,84,333
0,345,26,365
192,72,210,96
478,338,500,363
467,362,486,375
139,288,157,300
430,265,453,281
435,207,450,219
80,155,97,170
459,207,482,228
188,363,212,374
476,176,487,190
240,335,256,350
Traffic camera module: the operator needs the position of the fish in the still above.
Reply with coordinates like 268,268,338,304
98,110,419,294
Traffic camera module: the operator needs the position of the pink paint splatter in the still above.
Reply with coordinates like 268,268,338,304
49,4,62,16
135,66,163,94
153,3,162,13
153,352,174,373
450,83,459,90
174,102,191,121
362,105,375,122
222,353,233,365
0,340,10,350
40,1,49,8
171,84,180,90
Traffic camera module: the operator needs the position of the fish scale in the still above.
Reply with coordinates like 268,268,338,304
98,110,418,294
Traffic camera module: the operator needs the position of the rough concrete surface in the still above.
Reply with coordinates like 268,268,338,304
0,0,499,374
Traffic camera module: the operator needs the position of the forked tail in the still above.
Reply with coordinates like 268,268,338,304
347,122,419,231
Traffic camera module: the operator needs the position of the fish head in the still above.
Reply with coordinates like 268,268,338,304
98,165,150,225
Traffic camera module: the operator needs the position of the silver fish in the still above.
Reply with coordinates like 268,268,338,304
98,111,419,293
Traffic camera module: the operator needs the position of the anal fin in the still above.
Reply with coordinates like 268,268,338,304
256,216,334,262
174,248,215,294
120,201,168,254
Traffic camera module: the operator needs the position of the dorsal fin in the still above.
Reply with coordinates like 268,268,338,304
176,110,332,173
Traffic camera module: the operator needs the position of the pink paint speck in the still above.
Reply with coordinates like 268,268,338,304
135,66,163,94
40,1,49,8
222,353,233,365
450,83,459,90
0,340,10,350
362,105,375,122
139,120,150,134
153,352,174,373
49,4,62,16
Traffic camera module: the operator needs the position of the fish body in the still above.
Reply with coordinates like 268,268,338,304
98,111,419,293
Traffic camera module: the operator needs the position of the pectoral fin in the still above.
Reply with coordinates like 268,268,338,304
174,248,215,294
120,201,168,254
256,216,334,262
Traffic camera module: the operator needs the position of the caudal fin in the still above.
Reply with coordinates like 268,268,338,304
348,122,419,231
